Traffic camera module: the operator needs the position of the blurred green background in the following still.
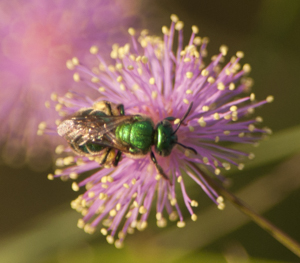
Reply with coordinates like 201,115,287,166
1,0,300,262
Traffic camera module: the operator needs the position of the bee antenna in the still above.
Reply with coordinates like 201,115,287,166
176,142,197,155
172,102,193,135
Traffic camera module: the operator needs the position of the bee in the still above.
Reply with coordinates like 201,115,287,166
57,101,197,180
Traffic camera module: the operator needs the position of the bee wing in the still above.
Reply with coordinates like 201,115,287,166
57,114,136,146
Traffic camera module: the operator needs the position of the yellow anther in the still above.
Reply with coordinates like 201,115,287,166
170,14,179,22
100,228,108,236
248,124,255,132
186,72,193,79
177,176,182,183
72,182,79,192
139,206,147,214
248,152,255,160
128,27,135,36
213,113,220,120
127,65,134,70
186,89,193,94
109,209,117,217
219,45,228,56
238,163,245,170
207,76,215,83
98,87,106,92
183,98,189,104
266,95,274,103
175,21,184,30
215,136,220,143
230,105,237,112
229,83,235,90
224,130,230,135
214,168,221,175
66,60,74,70
77,219,85,229
188,126,194,132
236,51,244,58
174,118,180,125
191,25,199,34
162,26,169,35
193,36,202,45
203,157,209,163
191,200,198,207
243,63,251,73
149,77,155,85
217,82,225,90
201,69,209,76
191,214,197,221
73,72,80,82
177,221,186,228
47,174,54,180
151,91,158,99
106,235,114,244
72,57,79,66
90,45,98,54
198,117,206,127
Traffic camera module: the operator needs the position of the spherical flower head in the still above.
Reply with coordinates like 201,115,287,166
0,0,140,169
46,15,273,247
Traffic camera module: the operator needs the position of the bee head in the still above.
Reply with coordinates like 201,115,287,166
154,120,178,157
154,103,197,157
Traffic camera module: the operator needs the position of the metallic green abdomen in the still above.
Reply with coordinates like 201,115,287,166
116,121,154,154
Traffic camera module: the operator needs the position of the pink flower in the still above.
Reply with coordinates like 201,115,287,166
46,15,273,248
0,0,140,169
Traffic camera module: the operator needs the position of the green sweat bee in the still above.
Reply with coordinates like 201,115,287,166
57,101,197,180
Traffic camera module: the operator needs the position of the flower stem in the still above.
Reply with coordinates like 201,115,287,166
190,162,300,257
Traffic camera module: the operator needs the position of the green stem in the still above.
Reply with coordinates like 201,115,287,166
190,162,300,258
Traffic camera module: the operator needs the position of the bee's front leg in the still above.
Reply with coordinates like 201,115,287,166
150,151,172,184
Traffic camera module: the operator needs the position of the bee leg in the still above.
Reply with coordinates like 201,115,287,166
113,150,122,166
150,151,171,184
117,104,125,116
100,148,112,165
